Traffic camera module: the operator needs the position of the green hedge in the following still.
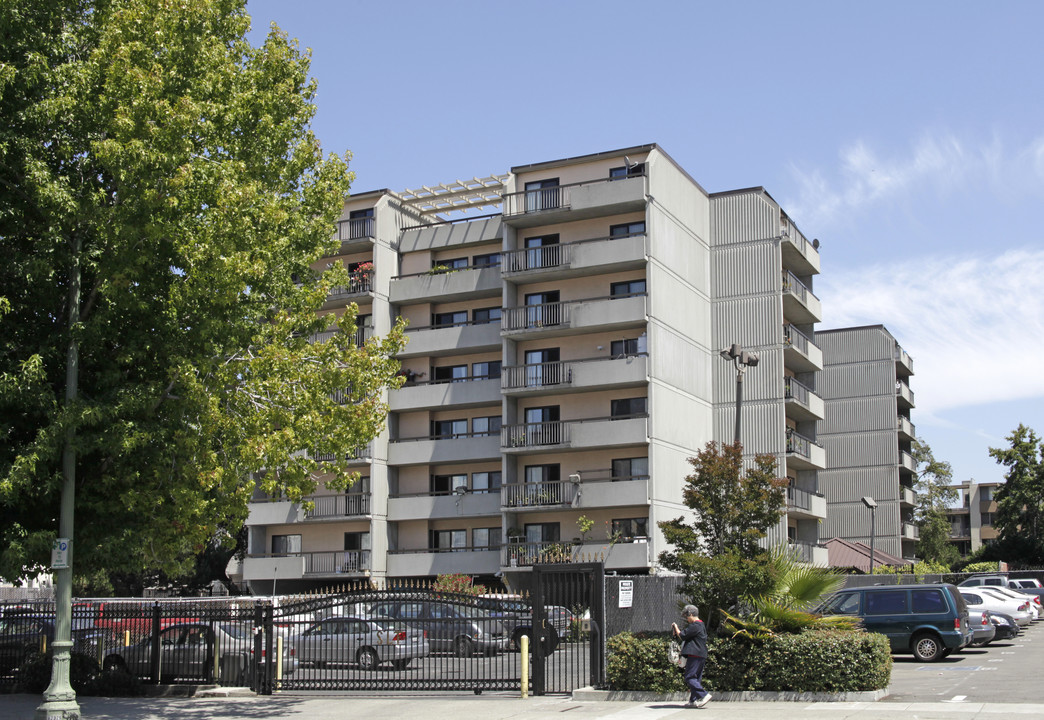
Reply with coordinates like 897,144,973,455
607,630,891,693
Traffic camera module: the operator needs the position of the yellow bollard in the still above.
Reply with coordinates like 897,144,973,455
520,634,529,699
124,630,130,647
275,635,283,691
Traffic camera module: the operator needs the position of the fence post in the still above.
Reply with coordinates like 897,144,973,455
149,602,162,684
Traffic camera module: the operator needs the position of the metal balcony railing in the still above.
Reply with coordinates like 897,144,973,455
311,443,372,462
501,421,569,448
502,479,579,509
253,550,371,575
784,376,818,406
785,429,820,458
782,270,818,305
501,302,569,331
894,345,914,373
304,493,371,519
338,217,375,241
501,361,572,390
502,541,575,567
787,486,817,512
327,271,374,301
502,243,572,273
783,323,814,353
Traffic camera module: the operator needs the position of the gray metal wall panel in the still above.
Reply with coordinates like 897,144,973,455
821,396,897,434
818,467,902,503
713,347,785,405
712,296,783,349
818,361,896,400
712,242,781,299
710,192,779,246
819,326,893,367
713,401,786,455
822,430,899,468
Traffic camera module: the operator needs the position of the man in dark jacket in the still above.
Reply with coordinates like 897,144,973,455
671,604,711,708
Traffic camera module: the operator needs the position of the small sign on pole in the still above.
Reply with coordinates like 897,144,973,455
618,579,633,608
51,538,70,569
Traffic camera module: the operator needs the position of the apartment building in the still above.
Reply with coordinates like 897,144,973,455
238,144,826,594
709,189,828,565
945,480,1002,556
817,325,918,560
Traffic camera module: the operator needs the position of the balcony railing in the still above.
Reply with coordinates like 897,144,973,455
786,539,825,564
327,271,374,302
311,326,373,347
502,479,579,509
502,243,571,273
501,302,569,332
502,540,576,567
501,361,572,390
783,324,814,354
501,421,570,448
502,172,646,218
338,217,375,241
304,493,370,519
786,429,821,459
894,345,914,373
784,376,818,405
311,443,372,462
896,380,915,406
251,550,370,575
782,270,817,305
787,486,818,512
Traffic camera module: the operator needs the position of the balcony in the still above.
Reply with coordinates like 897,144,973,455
503,479,579,511
780,217,821,276
895,344,914,377
899,450,916,475
897,416,916,442
783,325,823,373
785,429,826,470
896,380,916,409
501,355,648,396
311,325,373,348
397,320,502,358
501,294,646,339
502,538,650,571
902,522,920,541
389,265,501,304
242,550,371,581
501,233,646,284
781,271,822,324
787,540,829,566
390,377,501,412
387,432,501,466
899,485,916,508
323,271,374,309
502,174,646,228
786,486,827,520
303,493,371,521
387,490,501,521
311,443,373,466
246,500,301,527
501,416,648,454
388,548,501,577
328,217,376,256
783,376,825,422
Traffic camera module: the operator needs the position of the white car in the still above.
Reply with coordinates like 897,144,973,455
979,587,1041,619
960,590,1034,627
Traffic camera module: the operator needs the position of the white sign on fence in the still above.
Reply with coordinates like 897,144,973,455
618,579,633,608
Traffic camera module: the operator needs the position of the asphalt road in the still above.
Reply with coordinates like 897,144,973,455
883,617,1043,703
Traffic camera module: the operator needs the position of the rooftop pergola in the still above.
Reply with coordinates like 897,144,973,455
398,174,508,219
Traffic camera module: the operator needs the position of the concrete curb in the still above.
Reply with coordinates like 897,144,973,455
571,686,888,703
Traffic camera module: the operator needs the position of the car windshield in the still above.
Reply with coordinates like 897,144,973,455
219,623,253,640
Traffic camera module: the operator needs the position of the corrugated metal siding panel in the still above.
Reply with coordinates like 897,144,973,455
710,192,779,246
819,467,903,503
713,296,782,349
713,347,784,405
822,430,898,468
713,401,786,455
818,361,895,400
819,327,892,366
712,242,781,299
822,396,896,433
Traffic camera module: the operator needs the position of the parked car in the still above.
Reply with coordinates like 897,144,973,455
102,622,296,682
977,586,1042,617
959,589,1034,627
474,595,568,653
81,600,199,641
959,575,1044,602
968,610,997,647
0,614,107,674
288,616,429,670
366,600,507,657
817,583,973,662
987,611,1020,641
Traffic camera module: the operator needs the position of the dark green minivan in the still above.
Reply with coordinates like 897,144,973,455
818,583,973,661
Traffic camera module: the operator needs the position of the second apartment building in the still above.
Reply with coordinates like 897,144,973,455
239,144,826,593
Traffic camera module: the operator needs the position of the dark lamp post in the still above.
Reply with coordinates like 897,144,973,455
720,343,759,445
862,496,878,573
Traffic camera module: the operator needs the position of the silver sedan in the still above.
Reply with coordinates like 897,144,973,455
289,616,429,671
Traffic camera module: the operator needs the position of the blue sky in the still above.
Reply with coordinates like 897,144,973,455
246,0,1044,489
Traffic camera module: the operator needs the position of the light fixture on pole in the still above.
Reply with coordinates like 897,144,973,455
861,496,878,573
719,344,759,445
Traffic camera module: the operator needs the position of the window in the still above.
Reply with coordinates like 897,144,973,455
431,419,467,439
432,310,468,328
980,487,993,501
524,522,560,543
611,279,646,298
611,517,648,541
473,252,501,267
434,257,468,270
431,529,467,552
609,221,645,237
472,361,501,379
611,397,647,419
525,406,561,444
609,163,644,179
473,306,502,324
431,474,468,495
524,178,560,212
611,457,648,481
524,464,560,485
472,416,502,437
610,338,644,358
911,589,947,613
471,471,502,494
821,592,860,615
981,512,994,526
865,590,907,615
432,364,468,383
271,534,301,555
524,348,561,386
524,234,561,269
473,527,502,549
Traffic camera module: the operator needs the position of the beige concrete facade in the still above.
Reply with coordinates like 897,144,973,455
946,480,1003,556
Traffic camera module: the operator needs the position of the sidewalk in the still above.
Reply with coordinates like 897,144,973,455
4,692,1044,720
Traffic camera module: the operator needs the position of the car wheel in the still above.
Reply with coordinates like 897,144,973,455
454,636,475,658
103,655,127,673
912,632,944,662
391,658,410,670
357,647,379,671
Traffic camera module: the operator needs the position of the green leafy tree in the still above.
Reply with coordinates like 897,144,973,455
911,439,960,566
0,0,405,583
658,442,788,633
989,425,1044,564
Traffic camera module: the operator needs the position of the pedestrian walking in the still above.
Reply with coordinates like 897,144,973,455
671,604,711,709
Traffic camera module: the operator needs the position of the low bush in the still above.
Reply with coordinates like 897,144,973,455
16,652,100,694
607,629,891,693
82,668,146,697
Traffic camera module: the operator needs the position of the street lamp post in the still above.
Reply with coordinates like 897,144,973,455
719,344,760,445
862,496,878,573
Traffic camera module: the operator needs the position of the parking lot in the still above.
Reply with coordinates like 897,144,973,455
884,616,1043,703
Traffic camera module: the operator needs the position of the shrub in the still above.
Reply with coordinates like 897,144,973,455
82,668,146,697
16,652,100,694
710,630,891,692
606,632,686,693
607,629,891,693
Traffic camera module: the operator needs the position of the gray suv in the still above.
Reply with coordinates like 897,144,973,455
366,600,508,657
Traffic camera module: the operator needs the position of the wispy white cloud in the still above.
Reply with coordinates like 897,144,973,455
819,249,1044,417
